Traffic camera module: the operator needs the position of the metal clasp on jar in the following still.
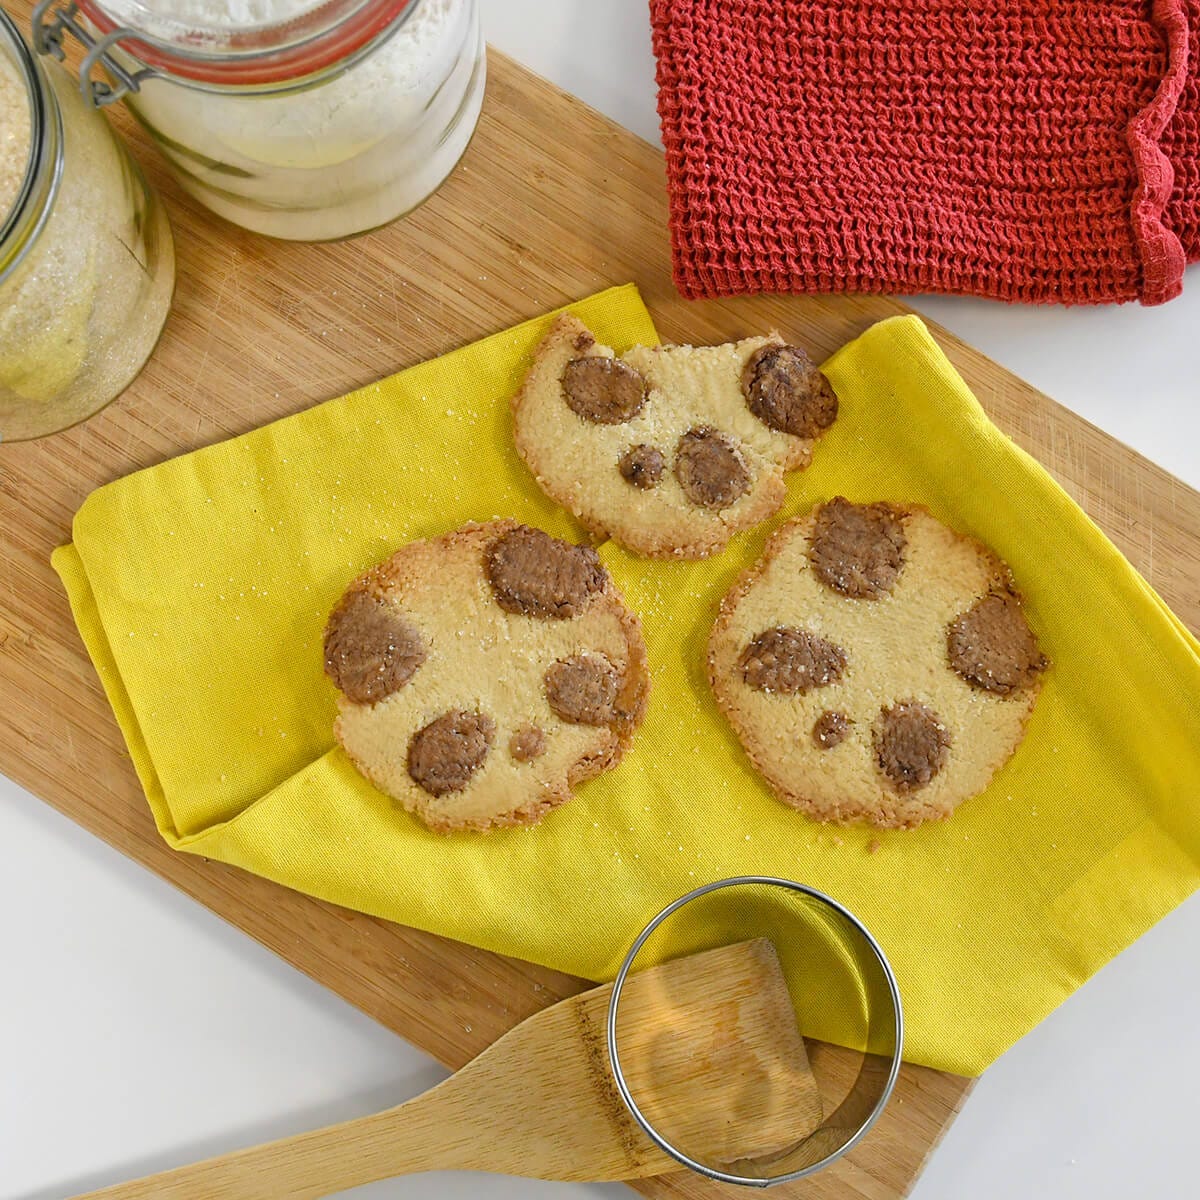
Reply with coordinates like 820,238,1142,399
32,0,157,109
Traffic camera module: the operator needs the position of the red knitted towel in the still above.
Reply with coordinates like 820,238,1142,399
651,0,1198,305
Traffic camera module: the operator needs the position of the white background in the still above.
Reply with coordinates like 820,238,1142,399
4,2,1200,1198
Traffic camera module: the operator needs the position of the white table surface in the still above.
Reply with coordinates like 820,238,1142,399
4,3,1199,1198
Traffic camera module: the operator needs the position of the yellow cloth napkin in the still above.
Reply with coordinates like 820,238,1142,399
53,284,1200,1076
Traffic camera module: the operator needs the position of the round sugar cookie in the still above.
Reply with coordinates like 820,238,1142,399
324,520,650,832
708,498,1047,829
511,313,838,559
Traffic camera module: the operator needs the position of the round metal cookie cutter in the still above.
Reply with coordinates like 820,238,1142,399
605,876,904,1188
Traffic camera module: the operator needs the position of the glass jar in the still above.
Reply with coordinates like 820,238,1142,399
0,7,173,442
37,0,485,241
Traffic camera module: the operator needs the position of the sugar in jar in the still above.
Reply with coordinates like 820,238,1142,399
1,7,174,441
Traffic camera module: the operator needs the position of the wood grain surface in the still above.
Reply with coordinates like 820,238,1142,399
2,22,1199,1200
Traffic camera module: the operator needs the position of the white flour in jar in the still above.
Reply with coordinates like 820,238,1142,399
0,53,31,220
100,0,483,239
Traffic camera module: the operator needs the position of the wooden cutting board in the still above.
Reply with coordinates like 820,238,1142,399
3,16,1199,1198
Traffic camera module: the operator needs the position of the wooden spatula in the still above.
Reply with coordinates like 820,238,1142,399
76,939,823,1198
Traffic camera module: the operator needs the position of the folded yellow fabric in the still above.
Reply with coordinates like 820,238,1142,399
53,284,1200,1076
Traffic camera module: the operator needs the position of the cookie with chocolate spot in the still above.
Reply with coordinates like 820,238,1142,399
544,653,623,726
947,591,1046,694
812,710,851,749
618,444,664,489
509,725,547,762
873,701,951,791
561,356,647,424
485,524,607,620
511,313,838,558
673,427,751,510
326,520,650,832
323,589,426,704
709,501,1046,829
408,710,495,797
743,345,838,438
810,497,907,599
740,627,846,695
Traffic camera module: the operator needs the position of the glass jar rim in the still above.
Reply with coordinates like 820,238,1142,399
0,8,61,286
79,0,416,86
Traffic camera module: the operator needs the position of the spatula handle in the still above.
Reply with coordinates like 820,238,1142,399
72,1092,451,1200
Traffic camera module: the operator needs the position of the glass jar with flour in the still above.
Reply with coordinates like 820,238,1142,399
0,7,174,441
35,0,485,240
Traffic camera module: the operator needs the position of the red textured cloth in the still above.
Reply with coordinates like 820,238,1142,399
651,0,1198,305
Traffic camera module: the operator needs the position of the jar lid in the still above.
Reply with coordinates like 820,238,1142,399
79,0,416,85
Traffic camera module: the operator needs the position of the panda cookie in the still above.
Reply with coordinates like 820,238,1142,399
708,498,1047,829
511,313,838,558
323,521,650,832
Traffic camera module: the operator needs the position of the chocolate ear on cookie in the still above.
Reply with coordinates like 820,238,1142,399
708,498,1046,830
324,520,650,833
511,313,839,559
